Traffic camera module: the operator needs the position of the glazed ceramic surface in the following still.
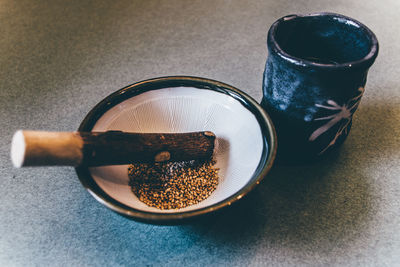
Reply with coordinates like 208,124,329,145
261,13,378,160
89,87,264,213
76,77,276,223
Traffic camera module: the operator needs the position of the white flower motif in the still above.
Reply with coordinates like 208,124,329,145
309,86,364,154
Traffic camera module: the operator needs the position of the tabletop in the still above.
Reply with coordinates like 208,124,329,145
1,0,399,266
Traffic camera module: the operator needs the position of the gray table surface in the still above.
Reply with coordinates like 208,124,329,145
1,0,399,266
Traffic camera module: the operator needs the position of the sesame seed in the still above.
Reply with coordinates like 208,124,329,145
128,160,219,210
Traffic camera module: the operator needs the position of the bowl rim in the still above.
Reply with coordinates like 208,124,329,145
76,76,277,224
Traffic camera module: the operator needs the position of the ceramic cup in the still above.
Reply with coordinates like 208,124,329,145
261,12,379,161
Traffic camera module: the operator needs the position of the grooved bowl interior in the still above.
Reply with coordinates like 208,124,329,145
76,77,276,222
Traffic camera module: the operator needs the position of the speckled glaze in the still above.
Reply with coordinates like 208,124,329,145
261,13,379,161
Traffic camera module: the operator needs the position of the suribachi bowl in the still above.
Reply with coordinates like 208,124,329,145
76,76,277,224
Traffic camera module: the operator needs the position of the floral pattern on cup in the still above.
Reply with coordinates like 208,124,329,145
309,86,364,154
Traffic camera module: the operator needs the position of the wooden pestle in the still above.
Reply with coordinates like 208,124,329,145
11,130,215,167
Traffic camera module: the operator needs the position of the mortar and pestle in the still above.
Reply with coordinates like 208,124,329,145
10,76,277,224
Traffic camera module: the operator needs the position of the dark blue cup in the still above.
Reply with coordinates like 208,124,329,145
261,12,379,161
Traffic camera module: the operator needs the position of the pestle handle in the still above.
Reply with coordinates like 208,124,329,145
11,130,216,167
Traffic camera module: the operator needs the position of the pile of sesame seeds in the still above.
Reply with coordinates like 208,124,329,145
128,160,219,210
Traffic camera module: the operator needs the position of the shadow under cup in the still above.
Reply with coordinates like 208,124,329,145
261,12,379,161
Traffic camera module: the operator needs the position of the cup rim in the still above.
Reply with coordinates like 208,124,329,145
75,76,277,224
267,12,379,69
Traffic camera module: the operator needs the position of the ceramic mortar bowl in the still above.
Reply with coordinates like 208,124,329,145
76,76,277,224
